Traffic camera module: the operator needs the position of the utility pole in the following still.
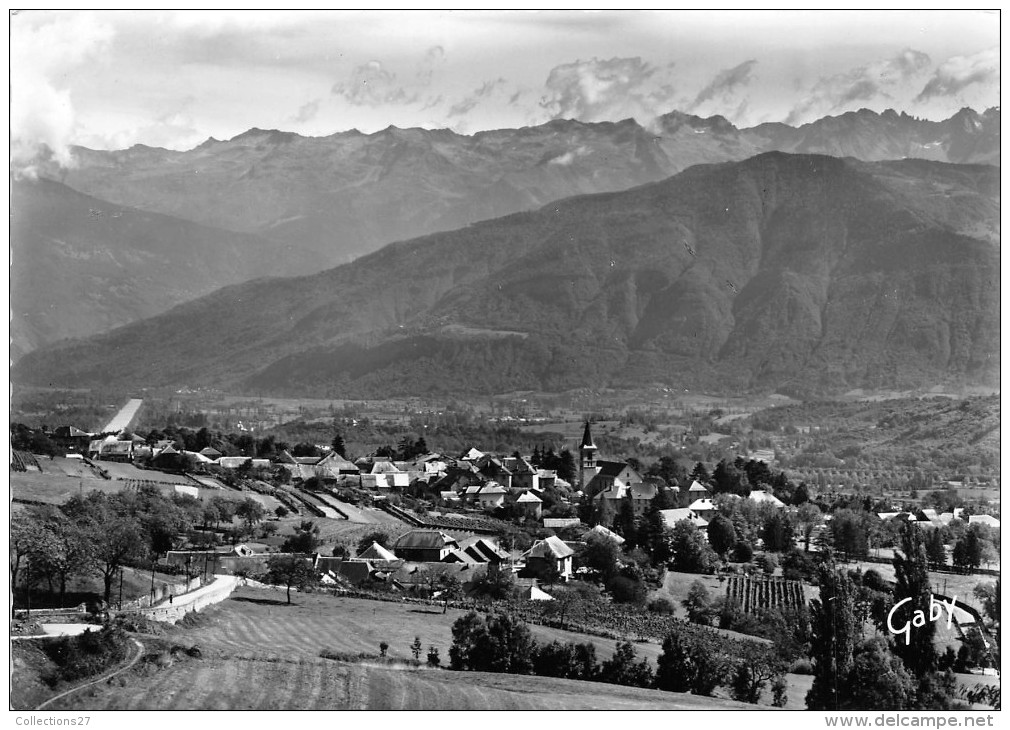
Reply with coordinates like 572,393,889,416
118,566,124,609
150,557,157,605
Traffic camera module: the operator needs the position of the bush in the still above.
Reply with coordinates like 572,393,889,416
607,576,647,605
790,658,814,675
41,626,130,687
731,541,754,562
647,596,677,615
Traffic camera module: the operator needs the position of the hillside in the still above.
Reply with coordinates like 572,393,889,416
10,178,298,357
15,153,999,397
44,107,1000,272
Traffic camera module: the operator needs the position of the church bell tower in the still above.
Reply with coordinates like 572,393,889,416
579,420,599,490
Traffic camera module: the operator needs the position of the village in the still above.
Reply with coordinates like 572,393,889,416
10,406,1002,710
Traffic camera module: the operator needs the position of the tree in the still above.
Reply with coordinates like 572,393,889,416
606,575,646,605
63,493,147,605
795,503,824,551
807,558,859,710
829,509,870,560
235,498,266,532
426,646,441,667
638,506,673,565
731,643,785,705
892,521,937,680
281,520,321,554
471,567,515,600
671,521,718,574
925,529,946,569
411,636,423,660
331,432,347,458
556,449,576,482
683,581,715,625
952,530,982,573
265,554,317,604
356,531,391,556
579,533,621,582
438,574,463,613
707,514,737,557
614,496,638,548
274,505,290,519
761,512,794,553
544,581,604,630
843,638,916,710
656,629,727,696
449,611,535,674
598,641,653,688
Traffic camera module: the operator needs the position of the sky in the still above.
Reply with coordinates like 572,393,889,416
9,9,1000,167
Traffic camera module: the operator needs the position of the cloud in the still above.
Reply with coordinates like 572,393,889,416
416,45,445,86
448,78,508,118
548,145,590,166
292,99,321,124
691,59,758,110
916,47,999,101
538,56,676,125
10,12,114,174
785,48,932,124
332,60,417,107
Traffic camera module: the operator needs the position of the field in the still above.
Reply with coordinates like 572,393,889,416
38,586,758,710
40,655,754,711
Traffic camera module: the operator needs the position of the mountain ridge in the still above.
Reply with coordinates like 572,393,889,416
41,107,999,275
15,153,999,398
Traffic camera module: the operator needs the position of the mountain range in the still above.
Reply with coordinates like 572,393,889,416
15,152,999,398
47,107,1000,275
13,107,999,357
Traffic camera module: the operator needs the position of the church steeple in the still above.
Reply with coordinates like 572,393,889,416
579,421,599,489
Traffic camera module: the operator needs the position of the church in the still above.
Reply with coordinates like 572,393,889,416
578,421,664,522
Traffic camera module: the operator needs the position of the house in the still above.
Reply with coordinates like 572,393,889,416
503,457,539,490
476,482,508,510
588,461,654,518
457,536,509,564
660,507,709,530
461,447,485,461
688,480,711,498
475,455,513,489
199,446,223,460
748,490,786,508
52,425,92,453
523,536,574,581
515,490,543,519
968,514,1001,529
588,524,625,545
543,517,581,529
391,530,459,562
217,456,252,469
90,436,135,462
687,498,717,519
358,541,398,561
371,460,409,488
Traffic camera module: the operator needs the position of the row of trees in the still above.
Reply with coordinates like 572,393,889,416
448,610,788,705
806,523,982,710
11,487,270,608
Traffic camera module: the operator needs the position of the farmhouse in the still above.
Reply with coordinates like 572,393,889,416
523,535,574,581
391,530,459,562
515,490,543,519
660,507,709,530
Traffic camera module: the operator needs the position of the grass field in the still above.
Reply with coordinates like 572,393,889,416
39,586,756,711
42,654,757,711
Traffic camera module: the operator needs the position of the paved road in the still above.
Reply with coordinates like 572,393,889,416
101,399,143,433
